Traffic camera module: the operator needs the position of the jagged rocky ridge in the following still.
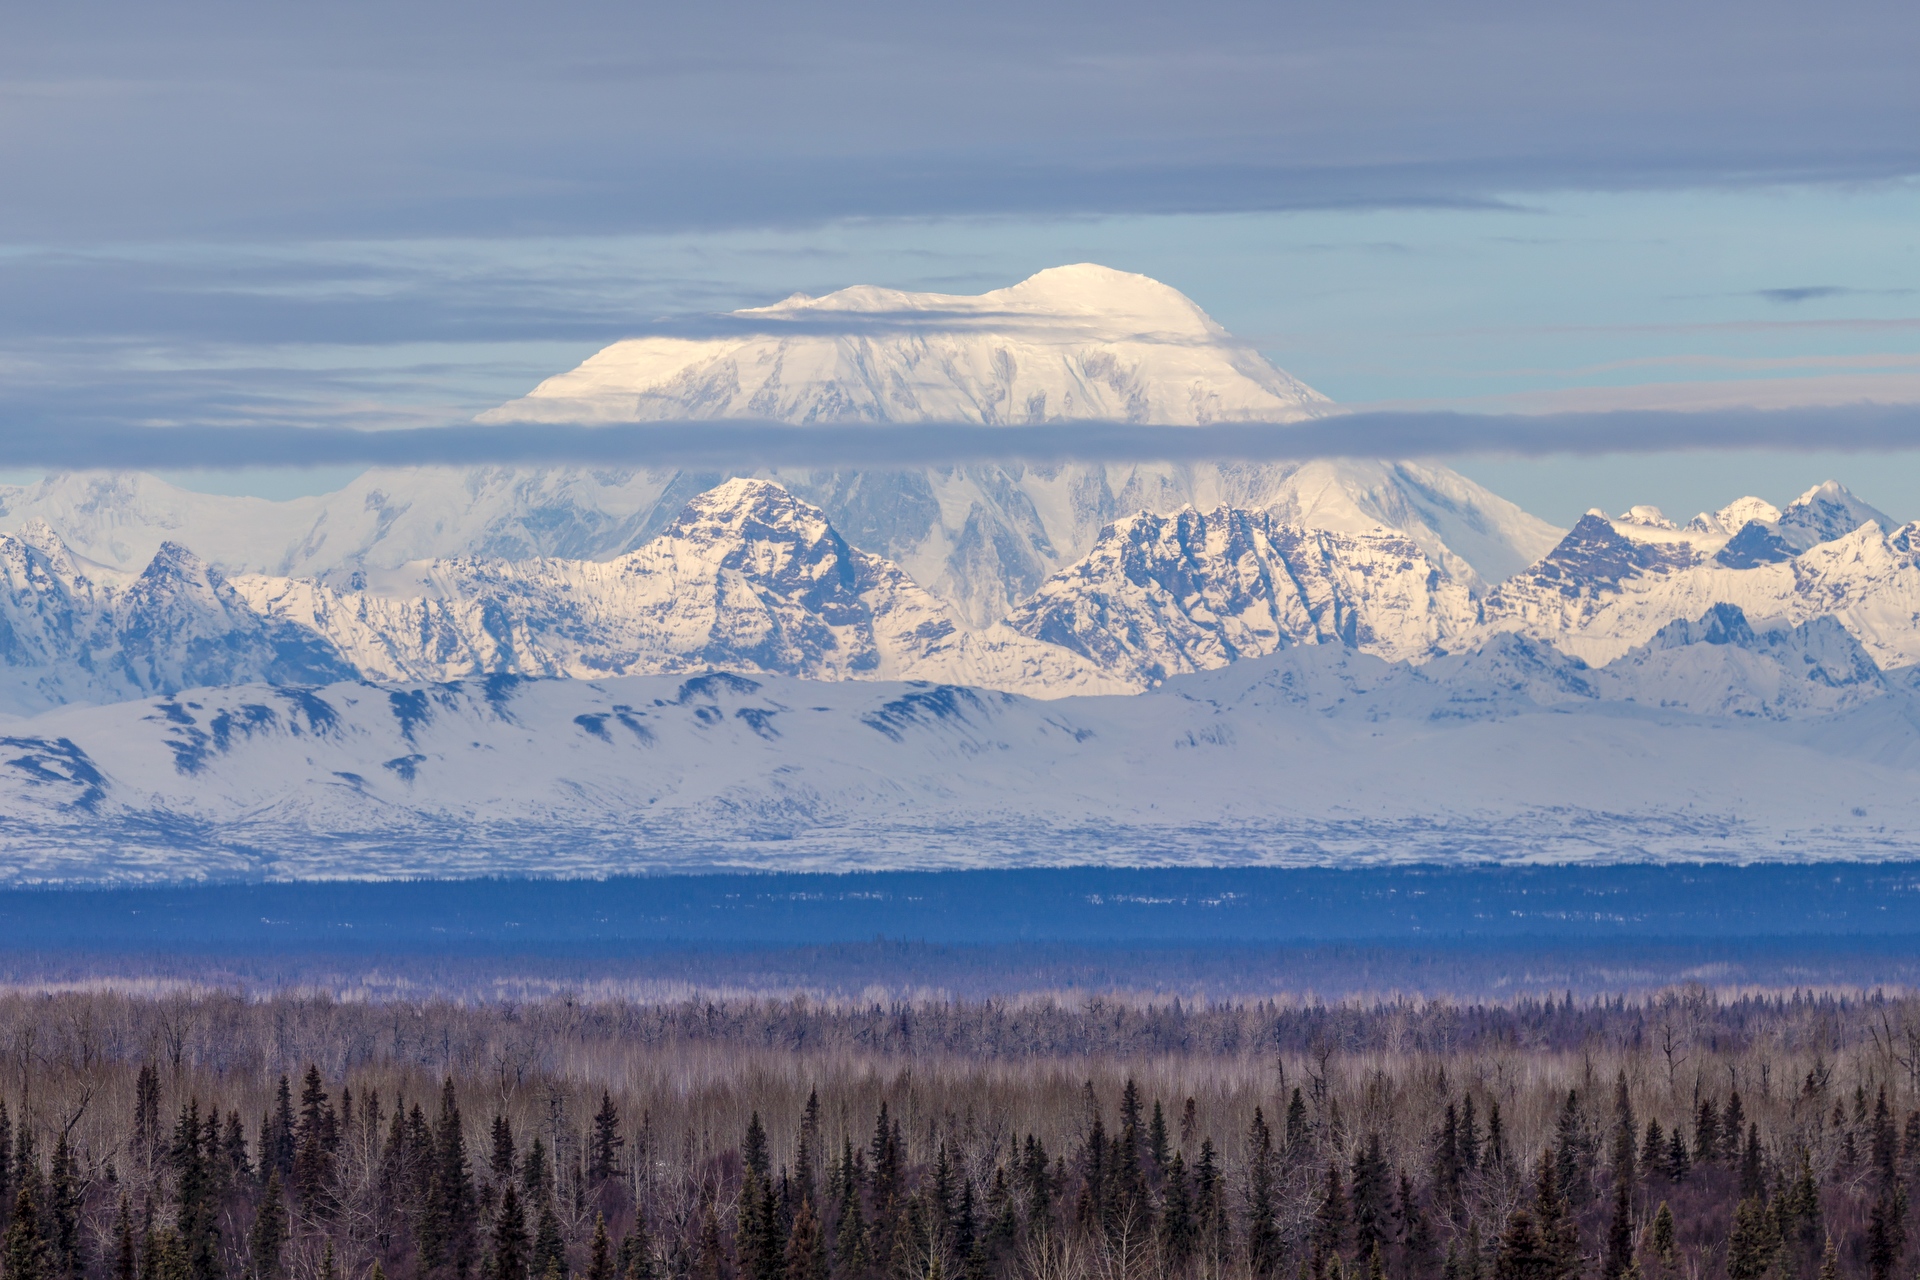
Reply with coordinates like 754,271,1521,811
0,520,352,714
0,475,1917,713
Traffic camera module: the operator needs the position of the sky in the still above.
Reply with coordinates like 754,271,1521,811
2,0,1918,524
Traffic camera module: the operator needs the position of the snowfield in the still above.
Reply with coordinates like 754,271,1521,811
1,609,1917,882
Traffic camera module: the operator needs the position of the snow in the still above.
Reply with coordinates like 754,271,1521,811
1477,489,1920,670
0,267,1565,625
2,608,1917,881
480,264,1333,427
232,479,1131,698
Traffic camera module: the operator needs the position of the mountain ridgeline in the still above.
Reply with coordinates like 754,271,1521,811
0,265,1914,875
0,473,1910,714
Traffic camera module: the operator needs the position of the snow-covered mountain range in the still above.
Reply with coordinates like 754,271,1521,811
2,607,1916,881
0,266,1560,626
0,262,1914,875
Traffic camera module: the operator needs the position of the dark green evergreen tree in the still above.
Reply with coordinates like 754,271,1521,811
1601,1179,1633,1280
1247,1108,1279,1277
531,1199,564,1280
421,1080,477,1279
1693,1096,1721,1166
111,1194,135,1280
490,1183,529,1280
1312,1160,1349,1268
7,1182,47,1280
1286,1088,1310,1153
1351,1133,1390,1260
248,1171,288,1280
588,1095,623,1186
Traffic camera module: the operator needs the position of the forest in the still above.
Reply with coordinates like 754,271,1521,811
0,987,1913,1280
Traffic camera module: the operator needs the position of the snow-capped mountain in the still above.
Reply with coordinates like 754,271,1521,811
1479,483,1920,669
479,264,1333,427
1003,505,1475,681
232,479,1128,696
0,266,1563,624
0,521,352,715
3,610,1917,882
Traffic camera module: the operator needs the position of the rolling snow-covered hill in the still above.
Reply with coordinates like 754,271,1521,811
0,605,1914,882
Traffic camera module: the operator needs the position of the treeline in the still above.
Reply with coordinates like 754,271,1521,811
0,989,1919,1280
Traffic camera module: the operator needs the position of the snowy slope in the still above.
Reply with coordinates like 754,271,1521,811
3,612,1918,882
232,480,1129,696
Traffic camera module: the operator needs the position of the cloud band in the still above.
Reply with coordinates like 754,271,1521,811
8,403,1920,471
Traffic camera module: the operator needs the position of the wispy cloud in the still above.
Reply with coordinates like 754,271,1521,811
6,404,1920,471
1755,286,1916,304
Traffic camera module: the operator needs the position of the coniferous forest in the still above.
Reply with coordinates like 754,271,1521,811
0,990,1915,1280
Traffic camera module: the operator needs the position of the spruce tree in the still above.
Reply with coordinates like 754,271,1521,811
1148,1101,1169,1174
6,1182,45,1280
1664,1128,1690,1181
490,1116,516,1188
491,1183,529,1280
1486,1102,1507,1170
1351,1133,1390,1260
1312,1161,1349,1268
531,1200,564,1280
623,1213,655,1280
588,1096,622,1186
1692,1098,1720,1166
1161,1150,1194,1269
1247,1108,1279,1278
1286,1089,1310,1154
586,1214,613,1280
1640,1121,1664,1177
1723,1092,1748,1164
48,1130,77,1279
1728,1197,1779,1280
422,1079,477,1279
112,1194,135,1280
783,1198,827,1280
267,1078,296,1184
1493,1209,1551,1280
521,1138,549,1202
1650,1203,1675,1263
1866,1185,1907,1280
248,1171,287,1280
1601,1180,1633,1280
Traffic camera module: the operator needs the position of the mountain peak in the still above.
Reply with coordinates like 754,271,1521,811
479,265,1330,427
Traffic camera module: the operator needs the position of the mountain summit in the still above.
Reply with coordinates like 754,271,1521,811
480,264,1332,426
